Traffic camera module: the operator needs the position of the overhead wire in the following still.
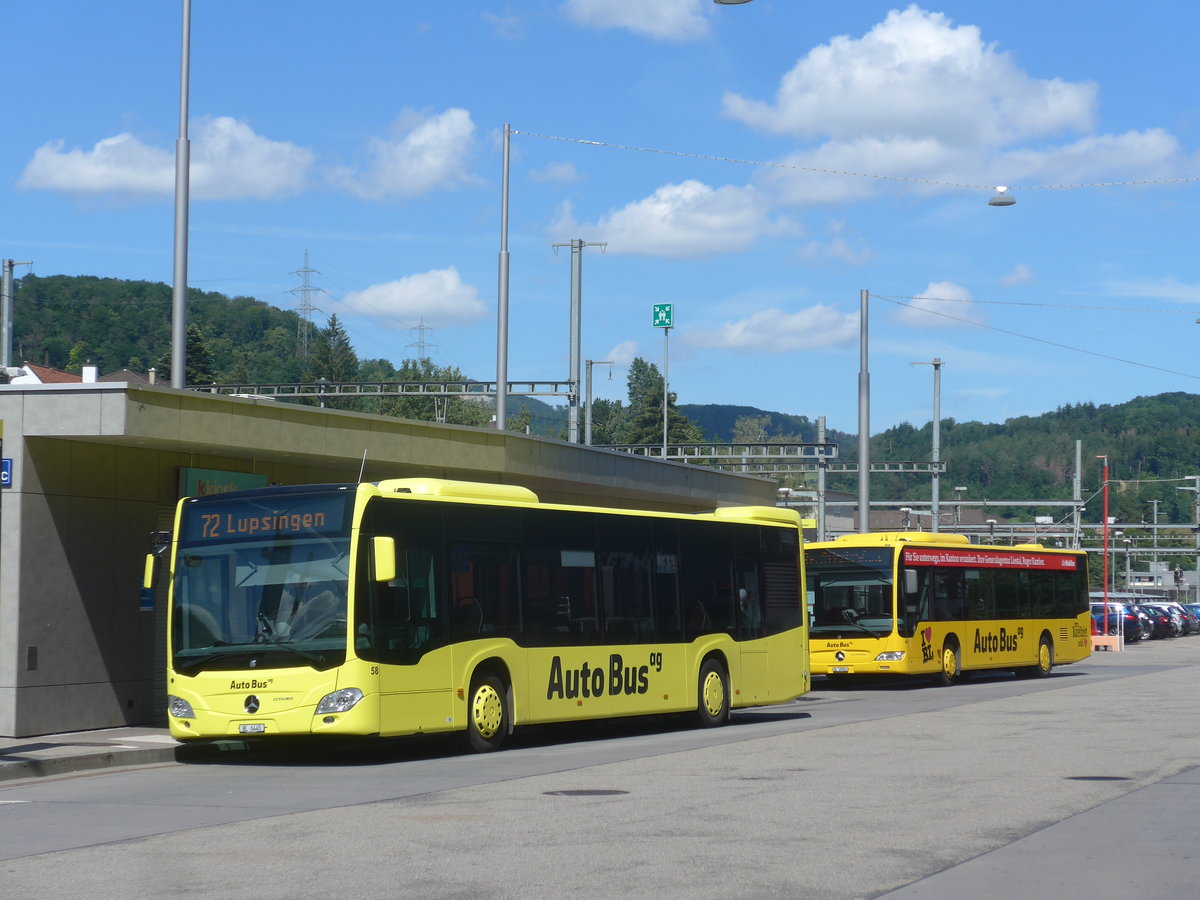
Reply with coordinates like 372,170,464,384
513,129,1200,192
868,292,1200,382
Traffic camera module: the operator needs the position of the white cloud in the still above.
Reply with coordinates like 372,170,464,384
1101,277,1200,302
339,268,488,327
531,161,580,183
555,180,797,258
605,340,640,367
801,220,871,265
892,281,984,329
719,6,1189,202
724,6,1095,147
483,12,523,39
685,305,859,353
18,116,314,200
330,108,479,201
999,264,1035,286
562,0,708,42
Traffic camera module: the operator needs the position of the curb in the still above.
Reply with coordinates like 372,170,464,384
0,746,180,783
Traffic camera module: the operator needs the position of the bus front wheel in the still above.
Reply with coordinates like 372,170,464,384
1030,636,1054,678
935,641,961,687
466,671,510,752
695,658,730,728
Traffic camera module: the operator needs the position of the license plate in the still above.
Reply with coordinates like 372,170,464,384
239,723,266,734
831,666,849,673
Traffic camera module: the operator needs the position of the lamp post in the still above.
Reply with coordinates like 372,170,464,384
911,358,942,531
584,359,612,446
1123,537,1132,592
1112,531,1124,593
953,485,967,527
1098,455,1110,626
1176,475,1200,602
494,124,514,430
171,0,192,389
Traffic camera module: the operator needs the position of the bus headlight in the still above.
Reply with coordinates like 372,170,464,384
874,651,906,662
315,688,363,715
167,695,196,719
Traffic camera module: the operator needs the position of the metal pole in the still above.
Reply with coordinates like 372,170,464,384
568,239,582,443
0,260,30,369
495,124,511,429
0,259,9,369
171,0,192,389
1150,499,1160,586
817,415,828,542
662,326,670,457
1193,478,1200,603
857,289,870,532
1099,455,1109,633
584,359,612,446
931,358,941,532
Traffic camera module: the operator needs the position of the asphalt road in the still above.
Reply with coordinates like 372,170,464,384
2,639,1198,899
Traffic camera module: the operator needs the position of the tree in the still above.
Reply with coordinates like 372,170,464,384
613,357,704,445
155,323,216,385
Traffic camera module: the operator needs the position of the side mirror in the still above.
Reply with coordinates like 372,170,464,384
372,536,397,583
140,554,158,611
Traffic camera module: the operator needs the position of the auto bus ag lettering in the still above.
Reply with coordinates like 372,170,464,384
546,652,657,700
973,626,1022,654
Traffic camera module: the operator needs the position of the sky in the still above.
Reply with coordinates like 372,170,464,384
4,1,1200,436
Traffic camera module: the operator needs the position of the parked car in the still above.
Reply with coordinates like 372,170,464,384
1133,605,1175,639
1142,602,1185,637
1089,603,1143,640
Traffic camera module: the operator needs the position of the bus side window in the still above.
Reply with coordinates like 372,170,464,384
899,568,922,637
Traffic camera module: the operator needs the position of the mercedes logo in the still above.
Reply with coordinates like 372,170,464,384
245,695,260,714
835,651,846,662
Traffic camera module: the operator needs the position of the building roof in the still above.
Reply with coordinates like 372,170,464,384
16,362,81,384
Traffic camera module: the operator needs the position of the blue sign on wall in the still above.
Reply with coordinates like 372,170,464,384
1,458,11,488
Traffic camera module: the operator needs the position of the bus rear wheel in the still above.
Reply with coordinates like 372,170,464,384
695,658,730,728
466,671,510,752
935,641,961,687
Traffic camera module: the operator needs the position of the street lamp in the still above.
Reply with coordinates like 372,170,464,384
1111,530,1124,593
584,359,612,446
988,186,1016,207
1176,475,1200,602
953,485,967,527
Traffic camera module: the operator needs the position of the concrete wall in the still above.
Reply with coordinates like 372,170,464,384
0,384,776,737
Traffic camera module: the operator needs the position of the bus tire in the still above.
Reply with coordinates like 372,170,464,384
466,670,510,752
695,657,730,728
1030,635,1054,678
935,639,961,687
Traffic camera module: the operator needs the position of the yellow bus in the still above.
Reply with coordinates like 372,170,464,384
150,478,809,751
805,532,1090,685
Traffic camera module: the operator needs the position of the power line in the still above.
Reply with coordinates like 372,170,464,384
869,292,1200,381
870,292,1200,316
514,129,1200,193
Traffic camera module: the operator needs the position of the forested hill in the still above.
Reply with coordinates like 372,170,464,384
11,274,1200,519
12,273,308,382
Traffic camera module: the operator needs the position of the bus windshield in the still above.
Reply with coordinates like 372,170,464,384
172,489,354,672
806,546,895,637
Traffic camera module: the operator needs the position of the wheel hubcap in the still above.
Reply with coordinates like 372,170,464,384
943,648,957,679
472,684,503,738
702,671,725,717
